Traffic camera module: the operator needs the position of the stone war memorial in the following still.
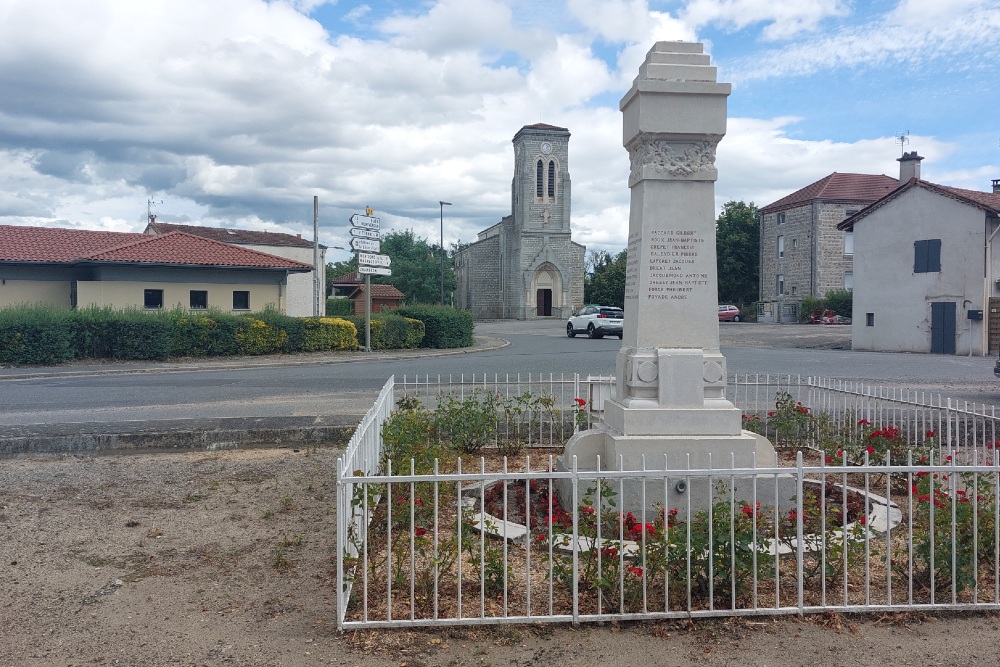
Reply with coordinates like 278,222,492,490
560,41,781,513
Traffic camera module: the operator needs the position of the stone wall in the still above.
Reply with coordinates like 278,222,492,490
455,235,503,319
760,202,855,307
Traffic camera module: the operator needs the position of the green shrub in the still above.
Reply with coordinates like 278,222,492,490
347,314,424,350
0,304,75,366
799,296,826,323
104,309,172,360
393,305,473,349
234,317,287,355
302,317,358,351
255,309,305,350
70,306,115,359
825,289,853,318
326,298,354,317
166,310,220,357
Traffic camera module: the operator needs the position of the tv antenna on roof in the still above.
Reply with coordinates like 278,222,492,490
894,130,910,156
147,197,163,224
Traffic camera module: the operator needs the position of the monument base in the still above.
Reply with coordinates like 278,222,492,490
557,421,795,519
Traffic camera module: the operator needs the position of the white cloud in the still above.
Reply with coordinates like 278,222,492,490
726,0,1000,81
0,0,994,262
682,0,850,40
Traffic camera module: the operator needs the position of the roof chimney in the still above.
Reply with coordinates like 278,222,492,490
993,179,1000,194
898,151,923,183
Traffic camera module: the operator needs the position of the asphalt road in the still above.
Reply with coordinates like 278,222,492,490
1,321,999,432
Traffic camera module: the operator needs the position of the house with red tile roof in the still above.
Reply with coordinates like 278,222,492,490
837,156,1000,355
144,221,325,317
758,171,900,322
0,225,312,314
328,271,404,314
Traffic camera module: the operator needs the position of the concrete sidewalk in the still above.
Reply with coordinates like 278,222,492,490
0,336,509,457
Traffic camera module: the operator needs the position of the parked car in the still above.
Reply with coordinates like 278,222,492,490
718,305,742,322
567,305,624,339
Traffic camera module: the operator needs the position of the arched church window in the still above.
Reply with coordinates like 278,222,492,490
536,160,543,198
547,161,555,199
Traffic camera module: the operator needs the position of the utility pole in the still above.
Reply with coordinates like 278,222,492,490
439,201,452,305
313,196,321,317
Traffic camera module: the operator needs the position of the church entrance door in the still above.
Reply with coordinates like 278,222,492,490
536,289,552,316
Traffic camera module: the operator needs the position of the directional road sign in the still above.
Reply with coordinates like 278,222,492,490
349,214,380,230
351,238,380,252
358,252,391,267
358,266,392,276
349,227,381,239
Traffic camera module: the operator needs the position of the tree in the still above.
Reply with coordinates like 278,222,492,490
374,229,456,305
584,249,627,308
715,200,759,306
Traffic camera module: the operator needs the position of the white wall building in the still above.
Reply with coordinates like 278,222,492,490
840,155,1000,355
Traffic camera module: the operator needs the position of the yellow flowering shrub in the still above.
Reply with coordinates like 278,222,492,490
234,318,287,355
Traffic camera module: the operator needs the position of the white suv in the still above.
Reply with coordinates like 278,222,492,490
567,306,624,339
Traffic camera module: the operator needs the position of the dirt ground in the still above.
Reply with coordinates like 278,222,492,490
5,447,1000,667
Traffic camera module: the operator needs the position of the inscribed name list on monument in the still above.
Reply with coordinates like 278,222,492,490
625,229,709,303
647,229,707,300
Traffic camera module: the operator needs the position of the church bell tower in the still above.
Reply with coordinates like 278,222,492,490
511,124,572,235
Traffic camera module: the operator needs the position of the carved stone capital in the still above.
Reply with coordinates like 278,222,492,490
628,136,719,183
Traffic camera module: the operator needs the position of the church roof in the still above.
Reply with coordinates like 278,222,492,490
520,123,569,132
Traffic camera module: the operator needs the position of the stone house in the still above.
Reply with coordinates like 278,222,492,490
758,172,899,322
145,221,325,317
453,124,585,319
838,156,1000,355
0,225,312,313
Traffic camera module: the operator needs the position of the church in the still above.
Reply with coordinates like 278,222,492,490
453,123,585,319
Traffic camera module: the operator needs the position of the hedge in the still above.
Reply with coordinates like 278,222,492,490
0,305,76,366
0,305,362,366
393,305,474,349
325,298,354,317
348,313,424,350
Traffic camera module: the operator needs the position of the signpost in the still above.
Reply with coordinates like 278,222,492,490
358,252,391,268
350,238,381,252
357,266,392,276
349,214,380,230
349,210,387,352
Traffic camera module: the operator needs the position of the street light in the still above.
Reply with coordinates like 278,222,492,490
439,201,452,306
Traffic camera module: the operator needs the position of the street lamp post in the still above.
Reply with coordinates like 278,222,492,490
439,201,452,306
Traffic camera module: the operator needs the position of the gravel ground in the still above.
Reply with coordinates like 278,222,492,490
6,444,1000,666
7,324,1000,667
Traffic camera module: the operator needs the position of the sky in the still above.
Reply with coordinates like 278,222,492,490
1,0,998,263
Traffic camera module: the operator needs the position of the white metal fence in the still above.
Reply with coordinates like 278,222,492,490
336,373,1000,629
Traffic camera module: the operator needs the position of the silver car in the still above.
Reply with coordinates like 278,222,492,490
566,305,624,339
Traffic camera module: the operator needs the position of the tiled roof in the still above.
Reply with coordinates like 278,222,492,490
349,283,405,300
0,225,148,262
331,271,362,284
838,179,1000,230
932,183,1000,212
0,224,312,271
145,221,319,248
82,232,313,270
760,173,900,213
